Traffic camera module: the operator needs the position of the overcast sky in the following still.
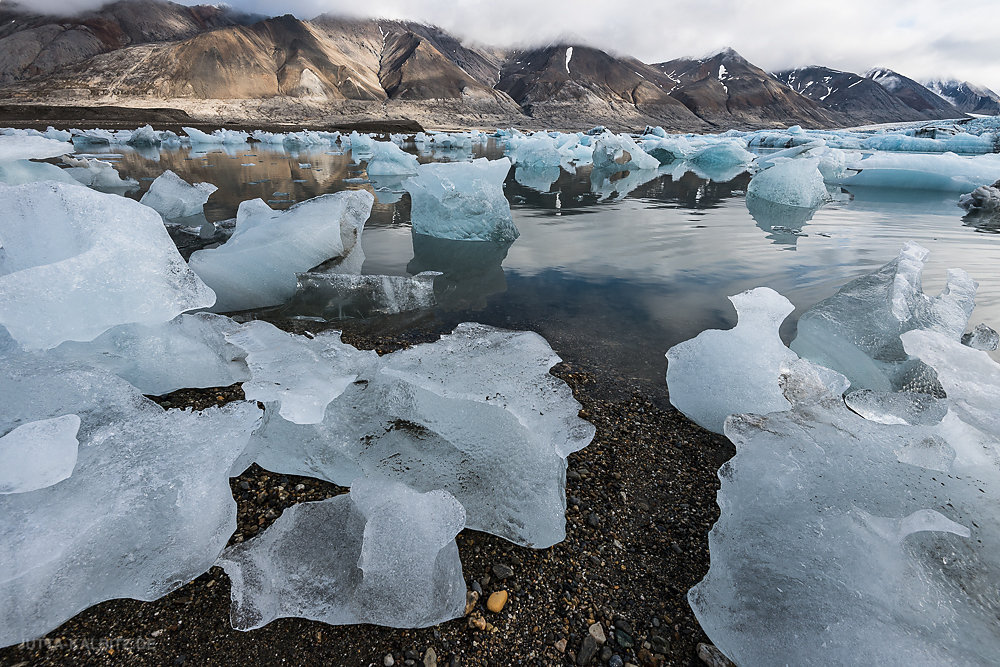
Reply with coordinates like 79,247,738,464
25,0,1000,93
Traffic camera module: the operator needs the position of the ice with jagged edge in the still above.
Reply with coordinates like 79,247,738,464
47,313,249,396
686,140,754,178
790,242,977,392
961,322,999,351
364,140,419,176
0,415,80,494
235,322,595,548
666,288,799,434
219,479,466,631
226,321,374,425
0,182,216,349
959,179,1000,214
832,151,1000,193
0,351,260,648
403,158,518,242
182,127,249,145
62,156,139,192
592,132,660,171
0,135,78,186
140,169,218,220
747,157,828,208
284,272,439,321
188,190,373,312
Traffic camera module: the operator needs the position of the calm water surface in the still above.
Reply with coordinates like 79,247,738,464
94,140,1000,400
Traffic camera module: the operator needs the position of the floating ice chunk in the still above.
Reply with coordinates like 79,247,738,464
226,321,371,425
183,127,249,145
219,479,466,631
790,242,977,392
0,353,260,648
0,415,80,494
283,272,439,321
506,133,562,168
747,158,828,208
364,140,419,176
687,140,754,176
126,125,161,147
0,182,216,349
666,288,798,433
188,190,374,312
347,131,375,155
0,135,73,162
62,156,139,192
642,135,704,164
592,132,660,171
835,152,1000,193
958,180,1000,213
140,170,218,220
961,322,999,350
749,140,826,173
403,158,518,242
48,313,249,395
861,132,996,154
514,164,561,192
238,323,595,548
0,159,80,186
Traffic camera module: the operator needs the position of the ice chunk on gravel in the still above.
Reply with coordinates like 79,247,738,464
0,182,216,349
236,323,595,548
0,415,80,494
188,190,374,312
140,169,218,220
403,158,517,242
218,479,466,630
0,352,260,648
666,287,798,433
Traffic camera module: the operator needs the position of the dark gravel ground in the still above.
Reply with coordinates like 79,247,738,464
0,323,734,667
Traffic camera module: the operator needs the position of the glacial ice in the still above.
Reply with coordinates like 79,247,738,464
961,322,999,351
283,272,439,321
790,242,977,392
403,158,518,243
958,180,1000,213
0,135,73,162
48,313,249,396
0,352,260,647
183,127,249,145
226,321,373,425
592,132,661,171
746,157,828,208
0,159,80,186
686,140,754,177
0,182,217,349
218,480,466,631
364,140,420,176
140,170,218,220
514,164,561,192
62,156,139,192
236,323,595,548
188,190,374,312
0,415,80,494
835,152,1000,193
665,288,798,433
406,234,512,310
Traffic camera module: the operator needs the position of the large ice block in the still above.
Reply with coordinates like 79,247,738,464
592,132,660,171
835,152,1000,193
218,480,466,631
364,140,419,176
0,415,80,494
188,190,374,312
746,158,828,208
403,158,518,242
62,156,139,192
0,135,73,162
140,169,218,220
0,182,217,349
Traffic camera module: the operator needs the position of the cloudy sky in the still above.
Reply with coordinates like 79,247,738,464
25,0,1000,92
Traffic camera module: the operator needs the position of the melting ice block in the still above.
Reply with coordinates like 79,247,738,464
666,288,798,433
236,323,595,548
835,152,1000,193
746,157,828,208
188,190,374,312
958,180,1000,213
0,135,73,162
219,480,466,631
790,242,977,392
403,158,518,242
0,352,260,647
364,140,419,176
48,313,249,395
961,322,999,351
226,321,374,425
592,132,660,171
687,140,754,179
0,415,80,494
183,127,249,145
62,156,139,192
140,170,218,220
0,182,217,349
0,160,80,186
283,272,439,321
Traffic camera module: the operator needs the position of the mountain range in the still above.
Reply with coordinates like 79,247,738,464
1,0,996,131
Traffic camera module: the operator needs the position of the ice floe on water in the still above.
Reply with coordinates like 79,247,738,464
666,243,1000,664
140,169,217,220
62,155,139,192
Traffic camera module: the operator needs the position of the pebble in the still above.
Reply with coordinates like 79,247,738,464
492,563,514,579
464,590,479,615
383,654,394,667
609,656,624,667
587,513,601,528
555,638,567,653
588,622,606,645
423,647,437,667
486,590,508,613
576,635,599,666
697,643,736,667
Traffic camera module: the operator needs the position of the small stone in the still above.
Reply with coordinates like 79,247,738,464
423,648,437,667
468,615,486,630
567,469,581,481
587,513,600,528
616,629,634,649
492,563,514,579
588,622,606,644
555,638,567,653
471,580,482,596
486,590,508,613
600,646,613,661
609,656,624,667
295,483,305,491
238,481,250,491
384,655,395,667
464,590,479,615
577,635,599,666
697,643,736,667
405,651,421,661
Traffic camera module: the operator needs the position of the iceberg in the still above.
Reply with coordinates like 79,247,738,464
687,140,754,178
183,127,249,145
0,415,80,494
236,323,595,548
61,156,139,192
140,170,218,220
592,132,660,171
403,158,518,243
514,164,561,193
746,158,828,208
188,190,374,312
0,182,217,349
0,353,260,648
835,152,1000,193
219,479,466,631
958,179,1000,214
126,125,161,147
364,140,419,176
283,272,439,321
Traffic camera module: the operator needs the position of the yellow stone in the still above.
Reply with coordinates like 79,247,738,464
487,590,508,613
